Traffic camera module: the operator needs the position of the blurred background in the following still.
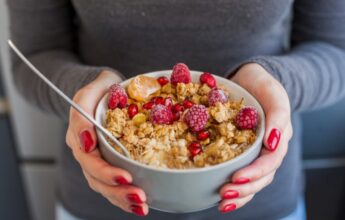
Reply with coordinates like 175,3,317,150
0,1,345,220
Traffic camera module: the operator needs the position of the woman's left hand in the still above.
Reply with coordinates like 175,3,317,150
219,63,293,213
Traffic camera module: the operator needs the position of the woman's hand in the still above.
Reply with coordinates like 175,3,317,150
219,63,293,213
65,70,148,216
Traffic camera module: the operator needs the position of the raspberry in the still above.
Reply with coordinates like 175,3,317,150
200,72,216,88
150,104,173,125
235,106,258,130
208,88,228,106
184,105,209,132
164,97,173,110
108,84,128,109
170,63,191,85
157,76,169,86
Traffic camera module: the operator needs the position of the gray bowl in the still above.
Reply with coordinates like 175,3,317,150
95,70,265,213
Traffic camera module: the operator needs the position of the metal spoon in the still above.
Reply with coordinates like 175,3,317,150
8,40,131,158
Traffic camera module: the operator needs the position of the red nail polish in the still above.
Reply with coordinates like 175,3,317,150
114,176,129,185
233,177,250,184
131,205,145,216
221,203,236,213
222,190,239,199
267,128,281,151
80,130,94,153
127,194,143,204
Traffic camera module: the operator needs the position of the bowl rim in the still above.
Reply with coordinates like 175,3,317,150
95,70,265,174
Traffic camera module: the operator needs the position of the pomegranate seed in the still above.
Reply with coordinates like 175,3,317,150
164,97,173,110
182,99,194,109
172,103,184,112
128,104,139,118
200,72,216,88
157,76,169,86
172,111,180,121
142,101,154,110
188,141,202,157
197,130,210,140
151,96,165,105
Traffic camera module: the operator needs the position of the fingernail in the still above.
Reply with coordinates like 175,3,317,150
131,205,145,216
221,203,236,213
267,128,281,151
233,177,250,184
222,190,239,199
79,130,94,153
127,194,143,204
114,176,129,185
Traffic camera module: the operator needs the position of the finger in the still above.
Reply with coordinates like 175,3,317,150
220,172,275,199
71,143,133,185
231,134,289,183
218,194,254,213
84,172,148,216
70,72,121,153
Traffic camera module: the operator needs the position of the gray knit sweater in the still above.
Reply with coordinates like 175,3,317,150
7,0,345,219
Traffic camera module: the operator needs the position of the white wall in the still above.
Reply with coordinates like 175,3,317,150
0,1,64,219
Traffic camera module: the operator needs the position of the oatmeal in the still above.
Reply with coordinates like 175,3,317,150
105,63,258,169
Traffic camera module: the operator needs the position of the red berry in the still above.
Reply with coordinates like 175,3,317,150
170,63,191,85
197,130,210,141
188,141,202,157
164,97,173,110
172,111,180,121
184,105,209,132
157,76,169,86
151,96,165,105
173,103,184,112
208,88,228,106
182,99,194,109
128,104,139,118
108,84,128,109
200,72,216,88
142,101,154,110
235,106,258,130
150,104,173,125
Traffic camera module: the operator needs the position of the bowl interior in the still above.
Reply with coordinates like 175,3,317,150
95,70,265,173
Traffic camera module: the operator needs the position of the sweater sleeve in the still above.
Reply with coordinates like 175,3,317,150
7,0,124,120
229,0,345,112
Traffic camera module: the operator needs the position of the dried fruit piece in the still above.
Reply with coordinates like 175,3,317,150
150,104,173,125
184,105,209,132
128,104,139,118
172,103,184,112
197,130,210,141
108,84,128,109
151,96,165,105
157,76,169,86
128,75,161,101
188,141,202,157
235,107,258,130
172,111,180,121
200,72,216,88
208,88,228,106
170,63,191,85
164,97,173,110
132,113,147,126
182,99,194,109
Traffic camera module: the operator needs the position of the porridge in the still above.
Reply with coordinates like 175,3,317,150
105,63,258,169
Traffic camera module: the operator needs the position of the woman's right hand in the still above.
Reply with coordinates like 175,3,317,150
65,70,149,216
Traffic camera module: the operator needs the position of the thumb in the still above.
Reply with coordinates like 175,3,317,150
71,71,122,153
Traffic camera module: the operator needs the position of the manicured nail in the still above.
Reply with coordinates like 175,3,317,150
221,203,236,213
131,205,145,216
222,190,239,199
127,194,143,204
267,128,281,151
233,177,250,184
80,130,94,153
114,176,129,185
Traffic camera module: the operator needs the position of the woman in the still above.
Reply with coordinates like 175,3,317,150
7,0,345,219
